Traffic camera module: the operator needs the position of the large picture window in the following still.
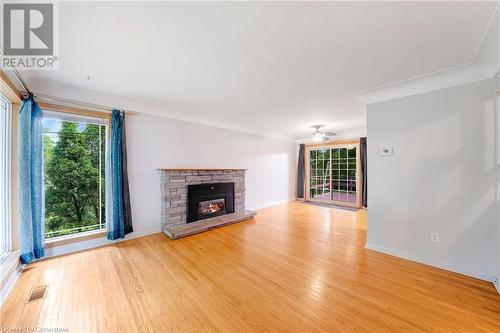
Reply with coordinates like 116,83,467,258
0,94,12,262
43,111,107,239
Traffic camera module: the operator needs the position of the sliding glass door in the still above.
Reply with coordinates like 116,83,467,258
306,142,360,207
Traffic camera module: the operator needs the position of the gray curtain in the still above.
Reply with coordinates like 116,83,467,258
121,114,133,234
297,144,305,199
360,137,367,207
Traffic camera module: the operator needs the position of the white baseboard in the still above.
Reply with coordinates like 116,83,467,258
248,199,294,211
0,266,21,306
0,251,21,306
365,242,493,283
45,227,161,258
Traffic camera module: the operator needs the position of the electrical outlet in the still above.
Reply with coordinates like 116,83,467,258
430,232,439,243
140,212,146,220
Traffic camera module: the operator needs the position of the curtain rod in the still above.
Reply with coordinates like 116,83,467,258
35,93,136,116
0,48,31,96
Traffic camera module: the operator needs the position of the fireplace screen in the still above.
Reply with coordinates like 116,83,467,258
187,182,234,223
198,198,225,216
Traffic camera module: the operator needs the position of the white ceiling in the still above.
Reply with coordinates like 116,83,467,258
19,1,499,140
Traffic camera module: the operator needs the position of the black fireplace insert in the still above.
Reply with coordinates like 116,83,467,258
187,182,235,223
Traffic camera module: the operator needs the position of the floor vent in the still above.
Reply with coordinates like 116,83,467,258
27,285,48,303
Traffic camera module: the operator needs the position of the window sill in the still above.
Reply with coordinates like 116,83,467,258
45,229,107,249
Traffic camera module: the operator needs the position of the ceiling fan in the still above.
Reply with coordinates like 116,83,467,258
295,125,337,142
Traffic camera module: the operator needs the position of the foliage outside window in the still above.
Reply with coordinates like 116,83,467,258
43,114,106,239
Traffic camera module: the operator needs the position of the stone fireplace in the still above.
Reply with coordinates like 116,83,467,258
159,169,254,238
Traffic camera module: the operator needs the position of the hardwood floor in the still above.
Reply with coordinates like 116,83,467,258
1,201,499,332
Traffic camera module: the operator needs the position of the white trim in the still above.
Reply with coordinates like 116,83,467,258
358,62,473,102
358,4,500,105
44,227,161,258
359,63,496,105
0,265,20,306
294,131,367,145
43,110,109,126
365,243,494,283
45,227,106,244
247,199,293,211
496,72,500,295
0,250,21,306
471,2,500,64
0,94,12,263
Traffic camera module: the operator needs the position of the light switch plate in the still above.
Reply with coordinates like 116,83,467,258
430,232,440,243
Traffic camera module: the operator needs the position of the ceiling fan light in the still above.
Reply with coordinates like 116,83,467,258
312,135,328,143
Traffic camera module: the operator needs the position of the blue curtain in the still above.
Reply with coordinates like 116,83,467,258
107,109,133,240
18,94,45,264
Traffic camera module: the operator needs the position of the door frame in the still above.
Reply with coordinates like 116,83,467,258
305,138,361,208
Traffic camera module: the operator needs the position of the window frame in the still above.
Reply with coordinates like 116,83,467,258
304,139,362,208
41,109,110,243
0,94,12,263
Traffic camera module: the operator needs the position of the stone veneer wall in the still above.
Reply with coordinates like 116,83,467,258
160,169,246,230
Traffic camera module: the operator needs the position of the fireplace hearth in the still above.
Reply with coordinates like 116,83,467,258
187,182,235,223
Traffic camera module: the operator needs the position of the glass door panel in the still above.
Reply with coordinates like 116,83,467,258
332,147,357,205
309,148,330,200
308,145,358,207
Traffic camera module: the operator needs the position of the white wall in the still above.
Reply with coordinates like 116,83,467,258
496,74,500,291
126,113,297,234
366,78,498,281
